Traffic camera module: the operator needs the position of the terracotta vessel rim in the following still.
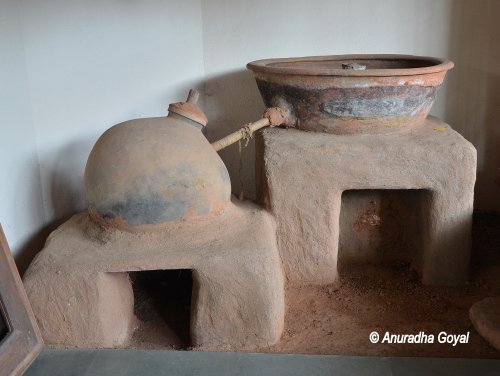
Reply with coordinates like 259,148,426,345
247,54,454,77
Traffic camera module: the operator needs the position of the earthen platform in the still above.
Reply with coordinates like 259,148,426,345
256,117,476,286
23,200,285,350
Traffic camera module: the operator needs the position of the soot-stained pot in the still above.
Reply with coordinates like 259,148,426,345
247,54,454,135
84,92,231,231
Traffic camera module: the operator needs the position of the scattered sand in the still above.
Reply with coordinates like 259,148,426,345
130,212,500,358
266,262,500,358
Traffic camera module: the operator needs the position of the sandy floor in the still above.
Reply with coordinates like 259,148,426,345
131,212,500,358
266,263,500,358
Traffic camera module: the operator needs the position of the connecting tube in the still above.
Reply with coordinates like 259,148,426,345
211,107,288,152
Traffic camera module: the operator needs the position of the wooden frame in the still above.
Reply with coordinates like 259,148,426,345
0,225,42,375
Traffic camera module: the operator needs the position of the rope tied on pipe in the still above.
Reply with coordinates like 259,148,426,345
238,124,254,200
240,125,253,147
210,106,289,200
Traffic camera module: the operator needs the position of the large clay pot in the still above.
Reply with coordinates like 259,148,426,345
248,54,454,135
84,92,231,231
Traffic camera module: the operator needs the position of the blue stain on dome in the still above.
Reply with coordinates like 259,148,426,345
100,190,190,226
92,164,206,226
218,164,231,184
217,164,231,201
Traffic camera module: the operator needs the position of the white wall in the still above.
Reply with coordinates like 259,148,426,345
445,0,500,211
20,0,205,222
1,0,499,267
0,0,205,266
0,0,45,268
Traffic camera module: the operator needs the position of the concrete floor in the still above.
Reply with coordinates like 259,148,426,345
26,349,500,376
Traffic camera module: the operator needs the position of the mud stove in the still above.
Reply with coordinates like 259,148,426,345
23,54,476,350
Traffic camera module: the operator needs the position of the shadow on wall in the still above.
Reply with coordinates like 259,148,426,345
14,161,51,276
16,139,91,275
446,0,500,212
15,221,59,276
203,69,266,201
49,140,90,220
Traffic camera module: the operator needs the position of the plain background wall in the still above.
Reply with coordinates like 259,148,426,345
446,0,500,211
20,0,206,222
1,0,499,269
0,0,205,270
0,0,46,271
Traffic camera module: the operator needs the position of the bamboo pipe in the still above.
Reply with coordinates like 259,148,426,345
212,118,270,152
211,107,288,152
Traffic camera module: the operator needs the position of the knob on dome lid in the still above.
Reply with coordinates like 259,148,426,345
168,89,208,127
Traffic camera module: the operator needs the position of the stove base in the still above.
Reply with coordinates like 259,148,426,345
256,117,476,285
23,200,284,350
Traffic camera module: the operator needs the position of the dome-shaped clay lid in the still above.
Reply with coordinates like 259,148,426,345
84,92,231,231
168,90,208,126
